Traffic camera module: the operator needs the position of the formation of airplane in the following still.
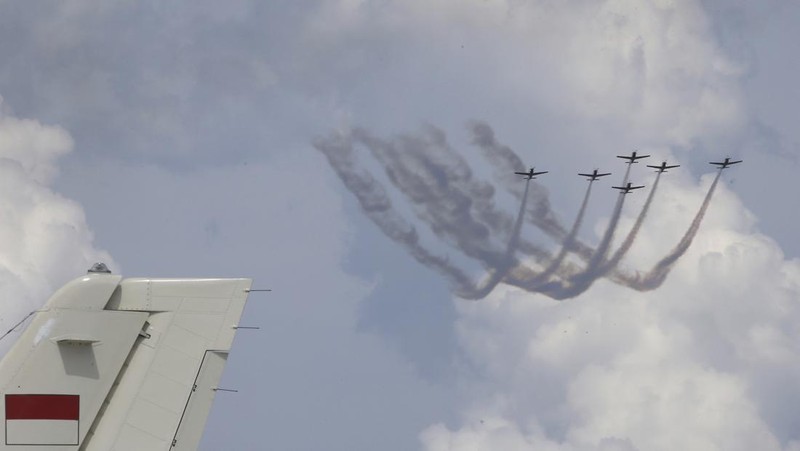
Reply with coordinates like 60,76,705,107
613,182,645,194
515,167,548,180
578,169,611,181
646,161,680,173
0,264,253,450
710,157,742,169
617,151,650,164
517,155,739,193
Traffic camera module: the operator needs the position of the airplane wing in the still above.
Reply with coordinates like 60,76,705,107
0,270,252,450
616,155,632,160
630,185,645,190
709,161,725,166
645,165,659,169
635,154,651,160
514,172,528,175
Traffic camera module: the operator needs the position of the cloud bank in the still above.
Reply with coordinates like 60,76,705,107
421,178,800,450
308,1,800,449
0,105,111,354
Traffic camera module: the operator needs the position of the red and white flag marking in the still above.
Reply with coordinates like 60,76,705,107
5,394,79,445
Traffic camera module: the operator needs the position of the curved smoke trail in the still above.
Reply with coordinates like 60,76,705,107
526,164,631,299
317,123,726,301
314,132,475,289
354,128,510,270
458,178,531,299
601,171,662,272
468,121,597,261
626,169,724,290
505,180,594,291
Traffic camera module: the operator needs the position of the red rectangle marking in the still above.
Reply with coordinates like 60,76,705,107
5,395,79,420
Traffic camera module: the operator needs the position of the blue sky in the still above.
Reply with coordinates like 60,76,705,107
1,1,800,450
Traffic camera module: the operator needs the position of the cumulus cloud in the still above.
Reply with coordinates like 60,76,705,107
304,1,800,449
305,0,745,147
0,1,791,450
419,176,800,450
0,106,112,354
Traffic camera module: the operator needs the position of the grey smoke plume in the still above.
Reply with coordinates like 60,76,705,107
625,168,724,290
469,121,595,260
316,123,724,300
314,132,475,288
506,165,633,299
457,178,532,300
601,171,663,272
504,180,594,293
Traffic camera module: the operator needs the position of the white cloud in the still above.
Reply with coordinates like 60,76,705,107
420,173,800,449
0,107,111,354
306,0,745,150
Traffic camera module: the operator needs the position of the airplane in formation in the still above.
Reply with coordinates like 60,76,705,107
578,169,611,181
515,167,548,180
612,182,645,194
0,263,253,450
646,161,680,173
710,157,742,169
617,151,650,164
516,156,739,181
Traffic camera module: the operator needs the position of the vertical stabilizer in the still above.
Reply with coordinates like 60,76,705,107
0,270,252,451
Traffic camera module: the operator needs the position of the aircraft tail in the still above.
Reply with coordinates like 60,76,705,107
0,268,252,450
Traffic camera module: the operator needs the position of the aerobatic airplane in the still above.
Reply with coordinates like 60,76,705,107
646,161,680,173
709,157,742,169
515,167,548,180
578,169,611,181
613,182,645,194
617,151,650,164
0,263,252,450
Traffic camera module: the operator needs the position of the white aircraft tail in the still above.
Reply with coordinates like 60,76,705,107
0,268,252,450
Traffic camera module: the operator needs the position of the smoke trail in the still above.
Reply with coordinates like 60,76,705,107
507,180,594,288
504,164,632,299
577,163,632,269
601,171,662,272
354,128,520,270
630,169,724,290
313,132,475,288
318,122,721,301
468,121,596,261
457,178,532,299
468,122,566,235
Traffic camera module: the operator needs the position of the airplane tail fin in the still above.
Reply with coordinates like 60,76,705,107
0,270,252,450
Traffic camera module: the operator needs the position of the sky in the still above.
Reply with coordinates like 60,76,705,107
0,1,799,450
